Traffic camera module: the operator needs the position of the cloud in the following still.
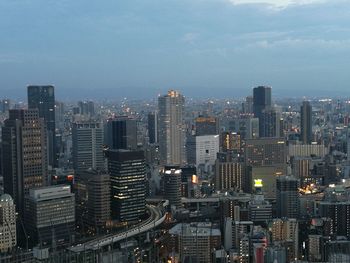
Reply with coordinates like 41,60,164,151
228,0,327,9
181,33,199,45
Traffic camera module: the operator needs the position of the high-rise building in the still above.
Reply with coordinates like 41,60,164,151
248,194,272,224
220,132,241,153
147,112,158,144
259,107,281,138
0,194,16,253
253,86,272,137
242,96,253,114
105,116,137,150
72,121,105,173
75,169,110,233
162,166,182,209
215,158,245,191
77,101,95,116
195,116,219,136
300,101,312,144
106,149,146,222
0,99,10,113
186,134,220,168
276,176,299,218
27,85,56,167
228,116,259,140
2,109,48,214
24,186,75,248
158,90,185,165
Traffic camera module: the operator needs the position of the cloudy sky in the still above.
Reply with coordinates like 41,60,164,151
0,0,349,99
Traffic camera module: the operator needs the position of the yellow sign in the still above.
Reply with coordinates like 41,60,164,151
254,179,263,187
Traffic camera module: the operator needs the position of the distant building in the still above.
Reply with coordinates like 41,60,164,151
158,90,185,165
253,86,272,137
301,101,312,144
77,101,95,116
27,85,56,167
24,186,75,248
147,112,158,144
2,109,48,214
220,132,241,153
72,121,105,173
215,157,245,191
195,116,219,136
106,149,146,222
228,117,259,140
259,107,281,138
0,194,16,253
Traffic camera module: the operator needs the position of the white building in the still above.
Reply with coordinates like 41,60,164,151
187,135,220,169
0,194,16,253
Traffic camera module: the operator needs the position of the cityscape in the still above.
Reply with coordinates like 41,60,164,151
0,86,350,262
1,1,350,263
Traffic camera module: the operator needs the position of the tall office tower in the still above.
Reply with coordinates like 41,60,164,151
27,85,56,167
300,101,312,144
158,90,185,165
260,107,281,138
106,149,146,222
276,176,299,218
0,99,10,113
75,169,110,233
221,132,241,153
72,121,105,173
186,134,220,168
2,109,48,214
245,138,286,197
24,186,75,248
78,101,95,116
195,116,219,136
215,157,244,191
162,166,182,209
270,218,299,260
105,116,137,150
148,112,158,144
253,86,271,137
169,223,221,263
0,194,16,253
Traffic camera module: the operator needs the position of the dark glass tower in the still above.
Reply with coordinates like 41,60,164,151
148,112,158,144
253,86,272,137
105,116,137,150
27,85,56,167
106,149,146,222
300,101,312,144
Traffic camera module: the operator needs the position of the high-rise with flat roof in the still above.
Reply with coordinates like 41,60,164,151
276,176,300,218
105,116,138,150
301,101,312,144
2,109,48,214
72,121,105,173
253,86,272,137
0,194,16,253
106,149,146,222
27,85,56,167
158,90,185,165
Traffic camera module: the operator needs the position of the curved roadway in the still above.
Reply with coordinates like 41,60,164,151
69,204,166,253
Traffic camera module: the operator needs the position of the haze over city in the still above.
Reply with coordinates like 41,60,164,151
1,0,350,99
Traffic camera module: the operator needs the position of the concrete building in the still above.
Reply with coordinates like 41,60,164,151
215,158,245,191
27,85,56,167
248,194,272,224
187,134,220,168
0,194,16,253
2,109,48,214
169,222,221,263
158,90,185,165
162,166,182,209
24,186,75,248
227,117,259,140
276,176,300,218
72,121,105,173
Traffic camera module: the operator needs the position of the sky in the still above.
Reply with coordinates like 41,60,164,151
0,0,350,100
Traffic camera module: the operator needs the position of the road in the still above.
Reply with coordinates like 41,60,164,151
68,204,166,253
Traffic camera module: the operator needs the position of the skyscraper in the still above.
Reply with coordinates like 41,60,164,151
276,176,299,218
72,121,105,173
253,86,272,137
148,112,158,144
106,149,146,222
158,90,185,165
0,194,16,253
105,116,137,150
163,166,182,209
259,107,281,138
27,85,56,167
300,101,312,144
2,109,48,214
195,116,219,136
